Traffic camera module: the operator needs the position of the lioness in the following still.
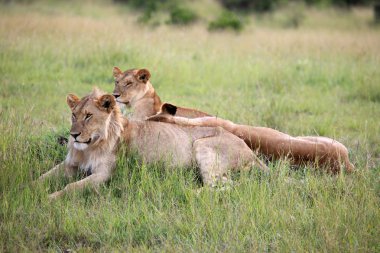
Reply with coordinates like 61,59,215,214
148,104,355,174
112,67,210,120
112,67,354,173
39,89,268,199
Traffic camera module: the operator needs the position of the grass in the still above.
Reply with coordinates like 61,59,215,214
0,1,379,251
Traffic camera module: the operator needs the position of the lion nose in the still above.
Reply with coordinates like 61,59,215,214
113,93,120,98
70,132,81,140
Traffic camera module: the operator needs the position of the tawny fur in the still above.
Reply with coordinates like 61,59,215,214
148,106,354,174
112,67,354,173
112,66,210,120
39,89,268,200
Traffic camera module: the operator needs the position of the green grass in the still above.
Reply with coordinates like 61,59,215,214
0,1,379,251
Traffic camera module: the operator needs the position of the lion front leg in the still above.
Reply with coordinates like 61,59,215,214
48,172,112,200
38,162,65,181
38,162,77,181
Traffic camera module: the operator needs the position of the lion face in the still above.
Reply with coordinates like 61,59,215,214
112,67,151,107
67,91,116,151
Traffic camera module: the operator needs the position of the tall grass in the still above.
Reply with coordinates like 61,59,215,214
0,1,379,251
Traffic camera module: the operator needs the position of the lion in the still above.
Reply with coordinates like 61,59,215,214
112,67,354,173
112,67,210,120
148,103,355,174
38,88,269,199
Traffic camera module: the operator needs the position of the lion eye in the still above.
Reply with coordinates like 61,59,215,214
85,113,92,121
124,82,132,87
115,81,119,85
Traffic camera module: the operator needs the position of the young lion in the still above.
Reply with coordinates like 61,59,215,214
39,89,268,200
112,67,354,173
112,67,210,120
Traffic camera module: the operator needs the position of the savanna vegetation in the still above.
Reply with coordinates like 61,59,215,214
0,0,379,251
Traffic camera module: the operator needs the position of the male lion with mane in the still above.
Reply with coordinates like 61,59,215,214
39,88,268,199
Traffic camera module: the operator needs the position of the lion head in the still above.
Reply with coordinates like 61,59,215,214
112,67,151,107
66,88,123,151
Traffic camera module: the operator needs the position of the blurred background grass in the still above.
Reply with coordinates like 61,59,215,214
0,0,379,251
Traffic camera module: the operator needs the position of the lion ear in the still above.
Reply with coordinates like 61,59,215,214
161,103,177,116
135,69,151,83
113,66,123,79
96,94,116,113
67,94,80,111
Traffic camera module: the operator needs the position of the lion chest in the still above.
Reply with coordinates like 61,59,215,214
67,148,115,175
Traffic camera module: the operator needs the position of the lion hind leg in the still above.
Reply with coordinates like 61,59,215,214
296,136,354,173
193,143,227,187
193,132,269,187
250,153,270,174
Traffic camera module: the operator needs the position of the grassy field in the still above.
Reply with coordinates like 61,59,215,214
0,1,379,251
